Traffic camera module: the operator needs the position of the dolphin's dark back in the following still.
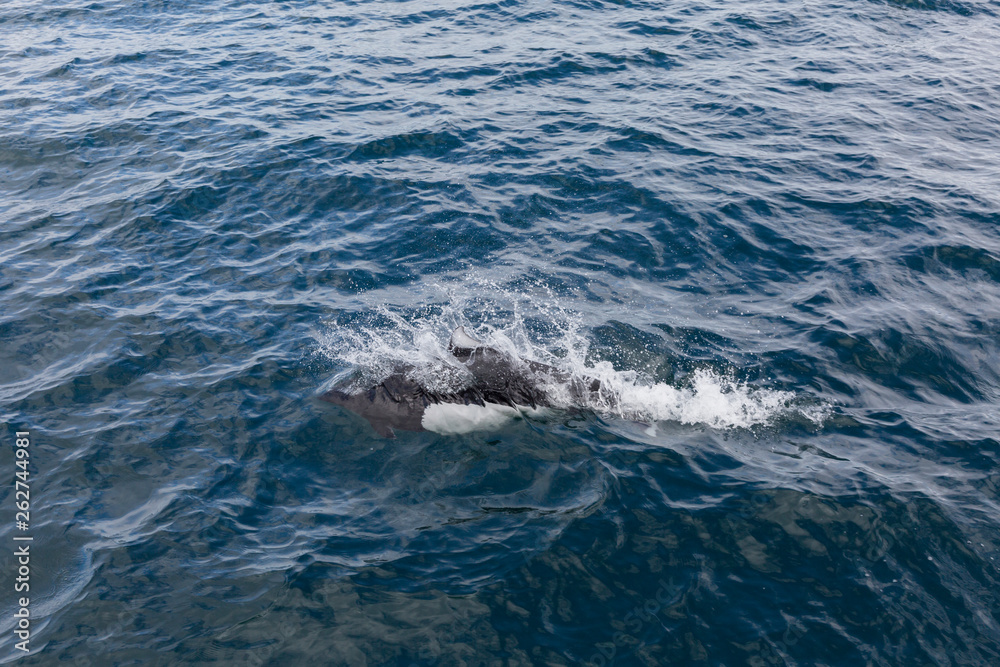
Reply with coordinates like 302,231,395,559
459,347,550,409
449,326,601,407
320,373,430,437
320,326,604,437
320,367,497,437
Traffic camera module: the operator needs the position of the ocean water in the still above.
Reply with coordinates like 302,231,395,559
2,0,1000,664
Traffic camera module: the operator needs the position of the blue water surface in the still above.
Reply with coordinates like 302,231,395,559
2,0,1000,664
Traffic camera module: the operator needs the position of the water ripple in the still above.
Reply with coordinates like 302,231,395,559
2,0,1000,663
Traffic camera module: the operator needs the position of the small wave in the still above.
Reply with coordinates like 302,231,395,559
883,0,996,17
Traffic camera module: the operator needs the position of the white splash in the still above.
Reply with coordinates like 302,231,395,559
599,368,793,429
316,276,815,432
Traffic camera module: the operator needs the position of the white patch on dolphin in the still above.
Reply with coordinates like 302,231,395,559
319,326,593,437
421,402,518,434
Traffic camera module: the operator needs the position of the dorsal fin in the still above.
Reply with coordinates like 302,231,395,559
449,326,483,352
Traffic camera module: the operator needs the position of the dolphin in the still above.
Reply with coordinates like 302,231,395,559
319,327,601,437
